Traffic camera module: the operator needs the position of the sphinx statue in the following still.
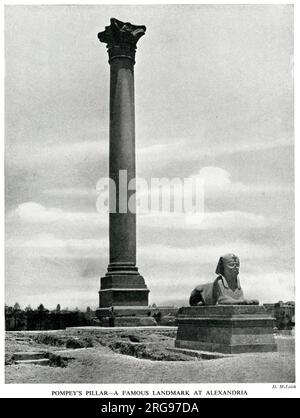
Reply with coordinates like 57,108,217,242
189,253,259,306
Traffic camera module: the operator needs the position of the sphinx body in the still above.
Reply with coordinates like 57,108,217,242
189,254,259,306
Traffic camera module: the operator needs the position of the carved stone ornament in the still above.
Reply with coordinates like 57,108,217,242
98,18,146,62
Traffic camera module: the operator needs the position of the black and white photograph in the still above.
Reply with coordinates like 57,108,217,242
3,1,297,397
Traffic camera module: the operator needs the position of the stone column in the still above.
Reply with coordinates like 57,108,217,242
97,18,150,317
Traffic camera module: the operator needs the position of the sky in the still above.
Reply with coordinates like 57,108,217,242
5,4,294,309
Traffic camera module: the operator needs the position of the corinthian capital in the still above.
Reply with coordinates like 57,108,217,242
98,18,146,63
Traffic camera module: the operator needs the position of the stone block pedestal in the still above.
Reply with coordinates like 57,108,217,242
96,306,178,327
98,272,149,308
175,305,277,354
96,306,157,327
96,270,154,326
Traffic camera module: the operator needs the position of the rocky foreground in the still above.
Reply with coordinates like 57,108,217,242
5,327,295,384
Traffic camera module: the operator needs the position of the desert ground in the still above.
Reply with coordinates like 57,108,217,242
5,327,295,384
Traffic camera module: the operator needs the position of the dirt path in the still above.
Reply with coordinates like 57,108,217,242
5,345,294,384
5,329,295,384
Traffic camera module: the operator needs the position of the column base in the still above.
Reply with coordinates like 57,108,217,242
98,263,152,326
175,305,277,354
95,306,179,327
99,269,150,307
95,307,157,327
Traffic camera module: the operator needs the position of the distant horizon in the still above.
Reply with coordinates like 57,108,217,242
5,298,295,312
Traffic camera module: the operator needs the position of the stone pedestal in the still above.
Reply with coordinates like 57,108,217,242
96,306,178,327
98,270,149,308
175,305,277,354
96,307,157,327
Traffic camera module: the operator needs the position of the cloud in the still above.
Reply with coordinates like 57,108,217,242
6,233,108,259
7,229,276,264
42,165,291,203
138,137,293,166
185,166,292,195
242,271,294,303
10,202,107,227
7,134,292,173
6,140,108,169
43,188,98,197
140,241,275,264
186,211,273,229
111,166,292,214
139,211,275,230
9,201,277,231
196,166,293,194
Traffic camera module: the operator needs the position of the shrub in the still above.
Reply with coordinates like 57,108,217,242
46,353,68,368
65,338,86,349
32,334,65,346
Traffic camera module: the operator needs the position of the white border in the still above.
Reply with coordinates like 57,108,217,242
1,0,298,399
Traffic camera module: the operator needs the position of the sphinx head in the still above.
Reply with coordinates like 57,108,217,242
216,253,240,280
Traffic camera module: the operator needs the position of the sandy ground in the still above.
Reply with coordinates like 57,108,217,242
5,329,295,384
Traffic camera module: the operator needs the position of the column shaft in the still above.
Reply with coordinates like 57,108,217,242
109,58,136,267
